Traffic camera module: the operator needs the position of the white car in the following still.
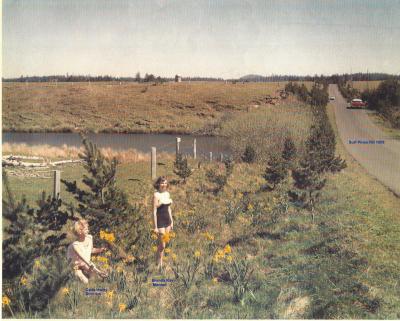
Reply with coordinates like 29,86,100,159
329,96,335,100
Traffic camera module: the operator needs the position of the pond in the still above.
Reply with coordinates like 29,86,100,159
2,132,231,158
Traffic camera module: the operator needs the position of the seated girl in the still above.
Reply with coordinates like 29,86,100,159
67,219,107,284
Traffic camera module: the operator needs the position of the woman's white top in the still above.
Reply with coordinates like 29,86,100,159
154,191,173,205
67,234,93,266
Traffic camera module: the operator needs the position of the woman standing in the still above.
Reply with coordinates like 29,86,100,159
153,176,173,270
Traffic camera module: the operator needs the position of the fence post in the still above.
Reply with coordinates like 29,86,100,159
193,139,197,159
151,147,157,180
220,153,223,162
209,152,213,162
176,137,181,156
53,170,61,199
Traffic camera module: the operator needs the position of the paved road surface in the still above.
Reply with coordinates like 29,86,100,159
329,84,400,196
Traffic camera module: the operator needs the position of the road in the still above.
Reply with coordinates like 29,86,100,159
329,84,400,196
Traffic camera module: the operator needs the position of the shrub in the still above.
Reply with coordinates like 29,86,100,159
173,153,193,184
206,156,234,194
263,155,288,190
224,257,254,304
241,145,256,163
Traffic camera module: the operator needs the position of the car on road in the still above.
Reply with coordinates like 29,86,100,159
349,98,367,109
329,96,335,100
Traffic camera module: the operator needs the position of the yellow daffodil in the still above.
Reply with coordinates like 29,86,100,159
223,244,232,254
202,232,214,241
194,250,201,258
161,233,170,243
169,231,176,238
96,256,108,263
61,287,69,295
247,203,254,210
165,248,171,254
212,277,218,284
2,295,11,306
119,303,127,312
20,276,28,286
103,263,110,270
225,255,233,263
34,259,41,268
151,233,158,240
105,290,114,300
100,230,116,243
152,245,158,252
171,253,177,261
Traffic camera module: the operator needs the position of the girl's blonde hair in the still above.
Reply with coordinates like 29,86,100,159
73,219,88,236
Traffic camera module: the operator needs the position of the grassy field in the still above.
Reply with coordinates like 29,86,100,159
2,81,288,134
3,98,400,318
351,80,382,91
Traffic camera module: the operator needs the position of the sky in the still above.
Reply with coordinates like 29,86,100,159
2,0,400,78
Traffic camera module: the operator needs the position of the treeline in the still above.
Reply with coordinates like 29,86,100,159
2,74,224,83
238,73,399,83
2,74,170,83
362,79,400,128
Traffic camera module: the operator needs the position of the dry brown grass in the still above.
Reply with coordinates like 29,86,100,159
2,142,173,163
220,101,312,161
352,81,382,91
3,81,286,134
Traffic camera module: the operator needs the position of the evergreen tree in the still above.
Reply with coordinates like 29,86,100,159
2,171,72,315
282,136,297,168
241,145,256,163
206,156,234,194
62,136,151,258
263,155,288,190
173,153,193,183
290,115,346,215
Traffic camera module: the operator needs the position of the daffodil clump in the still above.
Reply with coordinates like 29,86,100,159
118,303,127,312
2,295,11,306
161,231,176,244
212,245,233,263
201,232,215,241
100,230,116,243
61,287,69,296
20,276,28,286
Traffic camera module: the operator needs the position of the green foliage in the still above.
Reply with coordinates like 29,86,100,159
2,171,72,315
171,253,202,290
310,83,329,107
290,106,346,212
282,136,297,166
241,145,256,163
362,79,400,128
224,200,244,224
13,255,72,313
263,155,288,190
224,257,254,304
338,79,360,100
173,153,193,183
206,156,234,194
289,85,346,213
62,136,151,261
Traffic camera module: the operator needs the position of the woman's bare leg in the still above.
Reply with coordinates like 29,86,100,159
157,227,166,269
